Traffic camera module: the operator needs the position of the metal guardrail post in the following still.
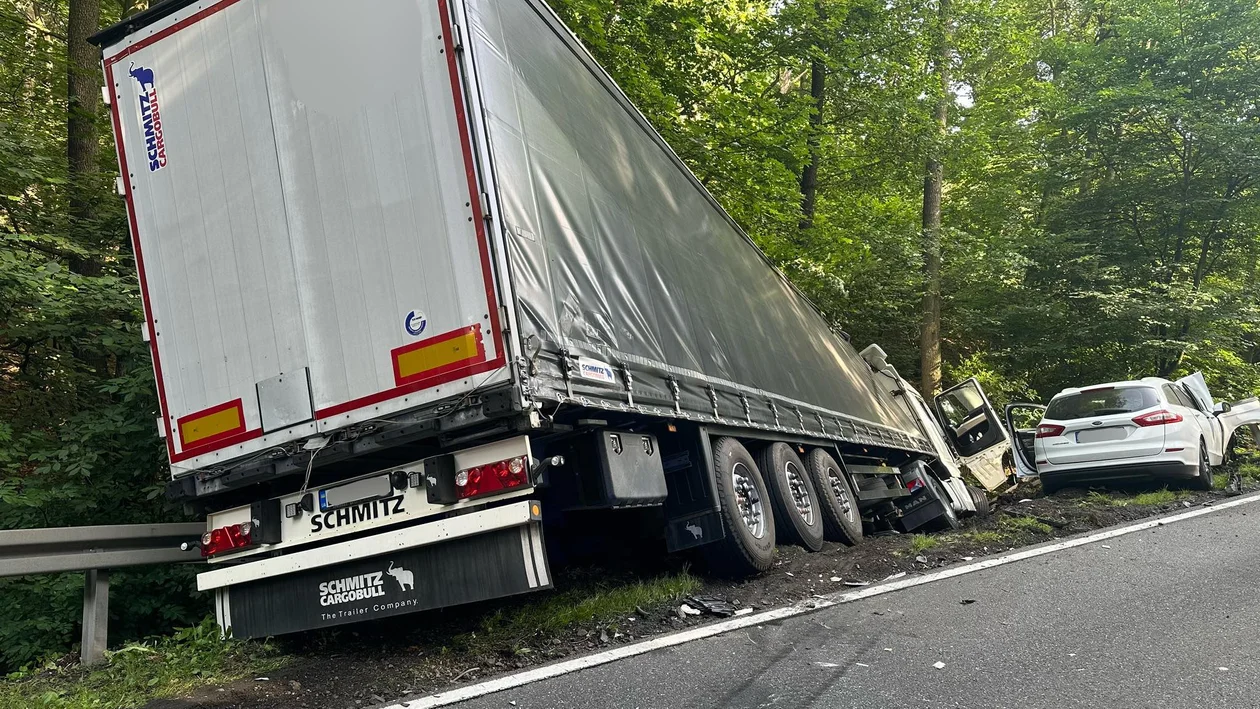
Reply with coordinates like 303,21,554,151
0,522,203,665
81,569,110,664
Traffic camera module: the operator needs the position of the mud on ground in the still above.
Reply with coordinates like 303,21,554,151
136,480,1241,709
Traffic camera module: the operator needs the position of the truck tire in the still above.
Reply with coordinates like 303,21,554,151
756,443,825,552
704,437,776,576
804,449,863,546
967,485,991,517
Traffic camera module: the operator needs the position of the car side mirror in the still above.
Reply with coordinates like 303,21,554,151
1216,402,1232,414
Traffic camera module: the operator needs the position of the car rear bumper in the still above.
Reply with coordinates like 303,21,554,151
1040,460,1200,488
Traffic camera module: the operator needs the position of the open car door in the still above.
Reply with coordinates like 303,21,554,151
934,378,1011,491
1005,403,1046,479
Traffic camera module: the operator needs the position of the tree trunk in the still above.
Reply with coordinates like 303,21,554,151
919,0,950,399
798,3,827,234
67,0,102,277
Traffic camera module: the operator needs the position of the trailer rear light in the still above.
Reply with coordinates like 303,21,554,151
455,455,529,500
1035,424,1065,438
200,522,253,557
1132,410,1183,427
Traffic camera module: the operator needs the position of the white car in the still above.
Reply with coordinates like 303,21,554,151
1034,376,1224,494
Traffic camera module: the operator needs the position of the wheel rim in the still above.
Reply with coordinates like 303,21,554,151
732,462,767,539
784,461,815,526
826,467,854,523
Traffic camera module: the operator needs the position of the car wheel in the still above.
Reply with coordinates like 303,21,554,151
1192,438,1213,491
703,437,776,576
803,448,863,546
756,443,825,552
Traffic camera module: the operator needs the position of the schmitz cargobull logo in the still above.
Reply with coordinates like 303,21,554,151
128,63,167,172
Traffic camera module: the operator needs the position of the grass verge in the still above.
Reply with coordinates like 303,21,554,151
450,570,701,655
0,619,282,709
1085,488,1187,507
0,570,701,709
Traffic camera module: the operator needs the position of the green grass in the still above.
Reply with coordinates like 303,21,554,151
0,571,702,709
906,534,940,555
448,570,702,654
997,515,1054,536
959,530,1006,545
0,619,282,709
1085,488,1187,507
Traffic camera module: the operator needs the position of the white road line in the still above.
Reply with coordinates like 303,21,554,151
386,491,1260,709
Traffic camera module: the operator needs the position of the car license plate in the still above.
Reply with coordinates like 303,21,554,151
319,474,393,511
1075,427,1128,444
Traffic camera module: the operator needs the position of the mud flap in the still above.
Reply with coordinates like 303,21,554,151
215,522,550,638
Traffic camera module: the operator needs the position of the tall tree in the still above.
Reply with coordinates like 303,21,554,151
798,0,826,233
66,0,101,276
919,0,950,398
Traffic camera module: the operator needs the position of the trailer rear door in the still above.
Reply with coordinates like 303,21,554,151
101,0,506,472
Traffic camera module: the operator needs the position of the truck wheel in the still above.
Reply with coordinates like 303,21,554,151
804,449,863,546
704,437,776,576
967,485,991,517
756,443,825,552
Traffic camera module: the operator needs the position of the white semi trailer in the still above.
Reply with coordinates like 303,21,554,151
91,0,1011,638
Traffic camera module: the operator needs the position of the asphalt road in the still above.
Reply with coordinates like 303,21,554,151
454,500,1260,709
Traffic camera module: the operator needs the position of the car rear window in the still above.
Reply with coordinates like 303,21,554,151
1044,386,1159,421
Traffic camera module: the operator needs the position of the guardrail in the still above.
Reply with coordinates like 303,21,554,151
0,523,204,664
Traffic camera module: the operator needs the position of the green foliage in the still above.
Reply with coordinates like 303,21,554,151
0,618,281,709
1,0,1257,677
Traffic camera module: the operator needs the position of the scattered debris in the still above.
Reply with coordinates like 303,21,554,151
687,595,737,617
844,580,871,587
678,603,702,618
786,572,795,577
1019,499,1033,504
884,648,893,652
813,662,840,668
288,680,302,691
599,630,610,643
1100,545,1111,549
253,677,269,682
734,608,754,616
933,661,946,669
1182,501,1193,508
915,555,928,564
450,667,480,684
883,572,907,581
830,576,842,582
962,556,974,561
855,662,869,667
1219,667,1230,671
960,599,976,605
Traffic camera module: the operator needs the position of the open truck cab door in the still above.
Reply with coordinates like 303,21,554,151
933,378,1012,491
1005,403,1047,479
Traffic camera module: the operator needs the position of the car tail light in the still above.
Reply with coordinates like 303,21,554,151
1035,423,1065,438
455,456,529,500
1132,409,1183,427
200,522,253,557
